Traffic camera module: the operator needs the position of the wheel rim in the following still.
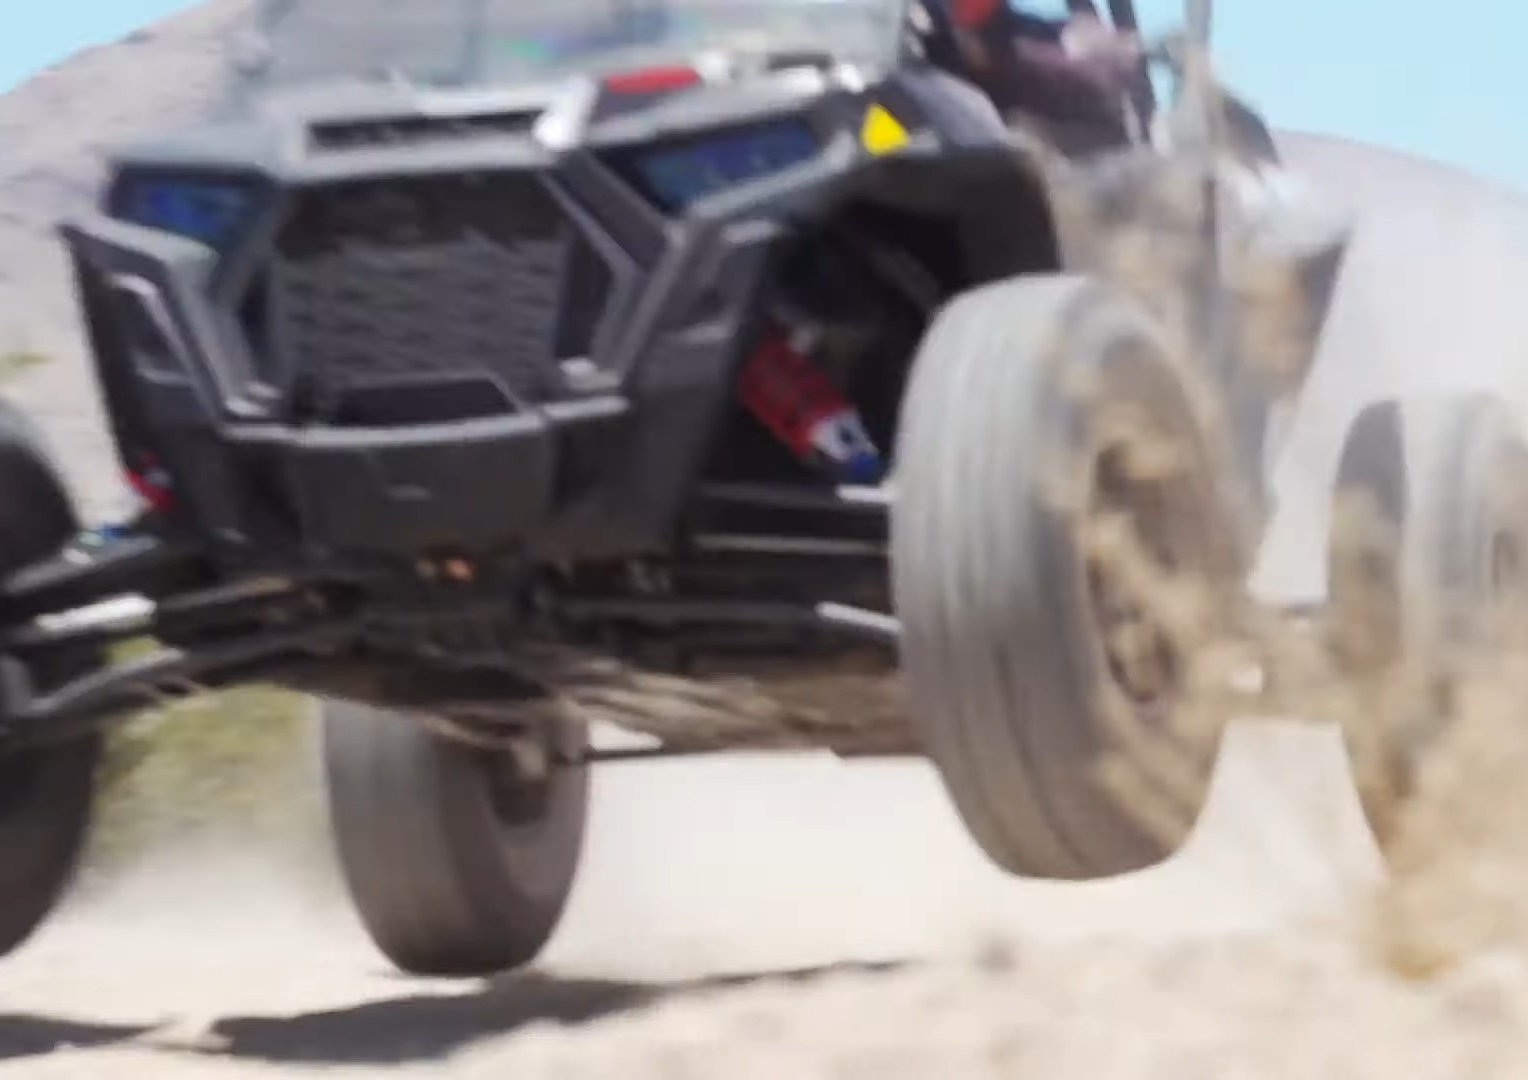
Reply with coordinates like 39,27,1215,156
1480,457,1528,641
1086,442,1182,711
470,719,584,908
1052,349,1243,861
1326,476,1415,832
1328,486,1405,674
1078,397,1231,730
484,751,555,826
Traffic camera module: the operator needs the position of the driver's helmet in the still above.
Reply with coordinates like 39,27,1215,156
945,0,1004,25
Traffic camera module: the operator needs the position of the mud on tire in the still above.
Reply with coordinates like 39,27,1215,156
891,273,1247,880
1327,393,1528,842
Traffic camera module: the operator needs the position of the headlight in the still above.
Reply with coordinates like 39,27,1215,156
615,117,820,212
109,172,261,249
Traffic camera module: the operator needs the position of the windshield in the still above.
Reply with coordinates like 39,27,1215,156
243,0,909,91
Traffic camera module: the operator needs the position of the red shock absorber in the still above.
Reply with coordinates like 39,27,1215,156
736,323,884,484
123,452,173,513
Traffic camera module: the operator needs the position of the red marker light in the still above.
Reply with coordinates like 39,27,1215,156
125,467,173,512
602,65,701,95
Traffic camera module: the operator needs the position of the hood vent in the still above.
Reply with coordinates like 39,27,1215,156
307,109,539,153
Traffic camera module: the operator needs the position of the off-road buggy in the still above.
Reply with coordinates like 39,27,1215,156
0,0,1404,976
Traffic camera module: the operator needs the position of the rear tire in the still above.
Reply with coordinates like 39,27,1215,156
1327,393,1528,842
891,274,1246,879
0,404,101,959
322,701,588,977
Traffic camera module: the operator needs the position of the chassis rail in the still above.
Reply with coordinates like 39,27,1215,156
0,483,905,754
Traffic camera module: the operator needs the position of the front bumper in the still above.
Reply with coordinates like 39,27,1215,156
62,160,635,563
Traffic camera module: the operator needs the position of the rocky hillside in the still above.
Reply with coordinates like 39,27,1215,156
0,1,247,519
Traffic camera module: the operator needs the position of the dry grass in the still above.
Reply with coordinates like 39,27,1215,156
79,681,323,887
0,349,49,377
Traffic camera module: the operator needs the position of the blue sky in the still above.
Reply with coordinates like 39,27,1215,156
1,1,1522,189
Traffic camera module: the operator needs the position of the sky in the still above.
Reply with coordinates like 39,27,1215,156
0,1,1523,189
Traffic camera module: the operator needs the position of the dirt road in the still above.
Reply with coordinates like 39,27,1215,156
0,718,1393,1078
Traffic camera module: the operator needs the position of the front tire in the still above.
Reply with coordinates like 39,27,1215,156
322,701,588,977
0,404,101,959
891,274,1246,880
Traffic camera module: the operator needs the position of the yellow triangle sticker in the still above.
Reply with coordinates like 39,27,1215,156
860,104,910,155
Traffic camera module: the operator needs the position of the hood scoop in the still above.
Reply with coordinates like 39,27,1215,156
307,109,540,153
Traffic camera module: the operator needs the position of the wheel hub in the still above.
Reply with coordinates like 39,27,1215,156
1084,440,1192,710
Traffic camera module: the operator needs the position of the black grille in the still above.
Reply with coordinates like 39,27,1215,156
265,173,600,423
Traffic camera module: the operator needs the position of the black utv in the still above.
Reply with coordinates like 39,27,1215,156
0,0,1345,974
